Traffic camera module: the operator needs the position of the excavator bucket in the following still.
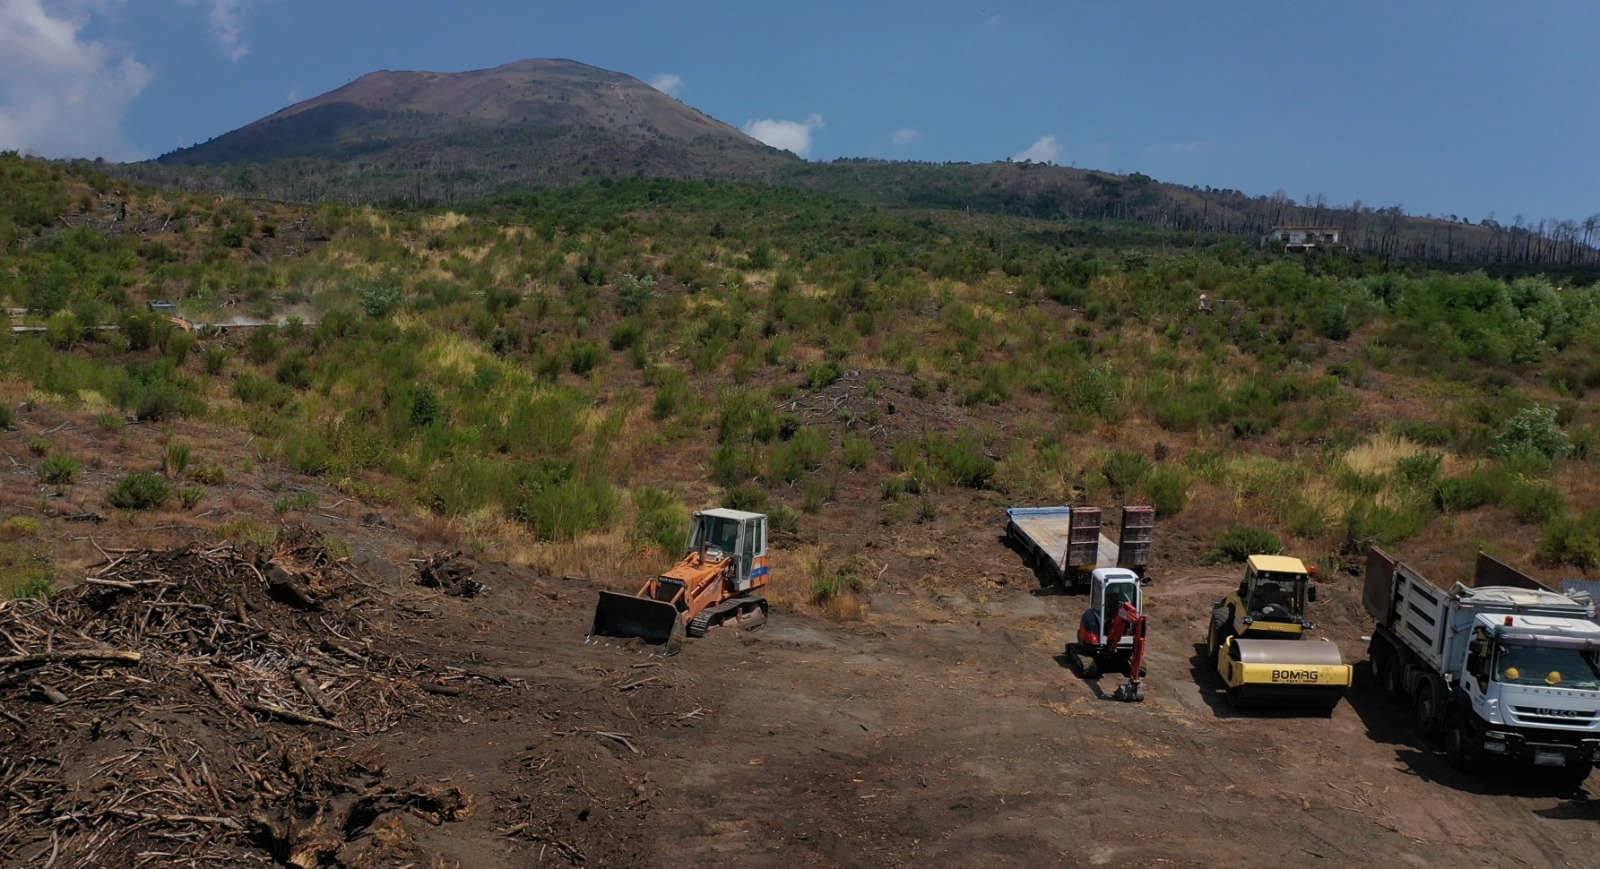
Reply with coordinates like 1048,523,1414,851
1219,637,1350,711
589,591,686,651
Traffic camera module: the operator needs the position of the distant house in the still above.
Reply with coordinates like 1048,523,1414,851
1261,226,1343,251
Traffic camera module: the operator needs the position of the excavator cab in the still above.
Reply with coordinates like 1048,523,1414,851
1067,568,1148,699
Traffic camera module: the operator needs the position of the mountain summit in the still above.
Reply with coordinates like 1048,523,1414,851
153,59,794,196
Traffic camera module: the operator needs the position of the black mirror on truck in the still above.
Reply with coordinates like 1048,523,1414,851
1307,585,1318,602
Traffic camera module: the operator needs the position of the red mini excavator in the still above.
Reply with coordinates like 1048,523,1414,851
1065,567,1149,701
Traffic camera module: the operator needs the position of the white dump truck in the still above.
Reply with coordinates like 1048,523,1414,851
1364,547,1600,781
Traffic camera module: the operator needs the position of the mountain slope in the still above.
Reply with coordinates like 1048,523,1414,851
153,58,796,185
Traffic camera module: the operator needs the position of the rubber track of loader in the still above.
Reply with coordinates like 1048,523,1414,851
688,594,767,638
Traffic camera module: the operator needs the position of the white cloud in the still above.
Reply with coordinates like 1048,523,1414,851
1013,135,1061,164
742,112,824,157
1146,141,1215,155
648,73,683,97
891,128,920,147
285,86,299,103
0,0,152,159
179,0,252,61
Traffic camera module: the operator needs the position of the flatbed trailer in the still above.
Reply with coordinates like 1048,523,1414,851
1006,506,1153,587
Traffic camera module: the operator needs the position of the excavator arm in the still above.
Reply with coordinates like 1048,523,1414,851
1105,601,1147,702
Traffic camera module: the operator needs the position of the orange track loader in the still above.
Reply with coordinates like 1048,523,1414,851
590,509,770,652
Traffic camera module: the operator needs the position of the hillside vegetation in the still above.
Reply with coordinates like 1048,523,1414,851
3,151,1600,600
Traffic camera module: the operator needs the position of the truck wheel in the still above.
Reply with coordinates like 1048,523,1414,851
1381,655,1407,703
1368,643,1387,684
1444,711,1480,772
1414,678,1443,739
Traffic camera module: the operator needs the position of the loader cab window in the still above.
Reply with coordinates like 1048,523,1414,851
741,519,760,578
695,516,742,560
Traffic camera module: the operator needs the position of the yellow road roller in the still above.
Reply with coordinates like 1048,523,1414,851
1205,554,1352,711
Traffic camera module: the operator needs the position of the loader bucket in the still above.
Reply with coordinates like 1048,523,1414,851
590,591,686,650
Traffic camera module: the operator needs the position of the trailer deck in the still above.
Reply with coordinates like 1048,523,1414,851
1006,506,1119,586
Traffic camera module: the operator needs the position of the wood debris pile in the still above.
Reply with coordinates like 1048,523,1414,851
0,528,489,868
414,551,484,598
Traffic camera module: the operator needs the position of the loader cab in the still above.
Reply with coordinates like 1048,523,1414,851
690,508,768,591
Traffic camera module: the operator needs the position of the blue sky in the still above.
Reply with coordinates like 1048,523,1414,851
1,0,1596,225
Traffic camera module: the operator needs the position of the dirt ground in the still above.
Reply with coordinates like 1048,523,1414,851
3,407,1599,867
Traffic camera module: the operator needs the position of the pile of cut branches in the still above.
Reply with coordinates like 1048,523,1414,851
0,529,491,868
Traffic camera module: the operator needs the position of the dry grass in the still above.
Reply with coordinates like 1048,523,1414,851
426,331,495,378
502,526,661,591
1343,433,1429,476
819,590,866,621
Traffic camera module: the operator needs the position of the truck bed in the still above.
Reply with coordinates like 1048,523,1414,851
1006,507,1117,577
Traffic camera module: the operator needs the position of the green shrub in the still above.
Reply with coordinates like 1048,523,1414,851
767,428,828,484
769,503,800,535
1341,498,1433,547
409,387,442,428
711,444,757,487
1143,466,1189,517
37,455,81,486
162,439,192,478
1504,479,1564,525
511,474,619,541
925,435,994,489
649,367,690,421
1202,524,1282,564
811,564,864,604
45,312,83,349
1491,405,1572,462
841,435,872,470
189,463,226,486
802,479,832,513
272,491,318,515
804,361,843,390
179,487,205,509
1395,452,1442,488
106,471,172,510
202,345,230,376
569,340,604,375
1538,510,1600,570
723,484,770,514
2,559,50,599
610,320,643,351
1391,419,1451,446
1436,474,1496,512
632,486,688,554
1101,451,1151,497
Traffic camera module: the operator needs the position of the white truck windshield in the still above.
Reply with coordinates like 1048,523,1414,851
1495,644,1600,690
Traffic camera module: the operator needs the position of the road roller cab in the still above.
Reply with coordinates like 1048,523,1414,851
1206,554,1352,711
